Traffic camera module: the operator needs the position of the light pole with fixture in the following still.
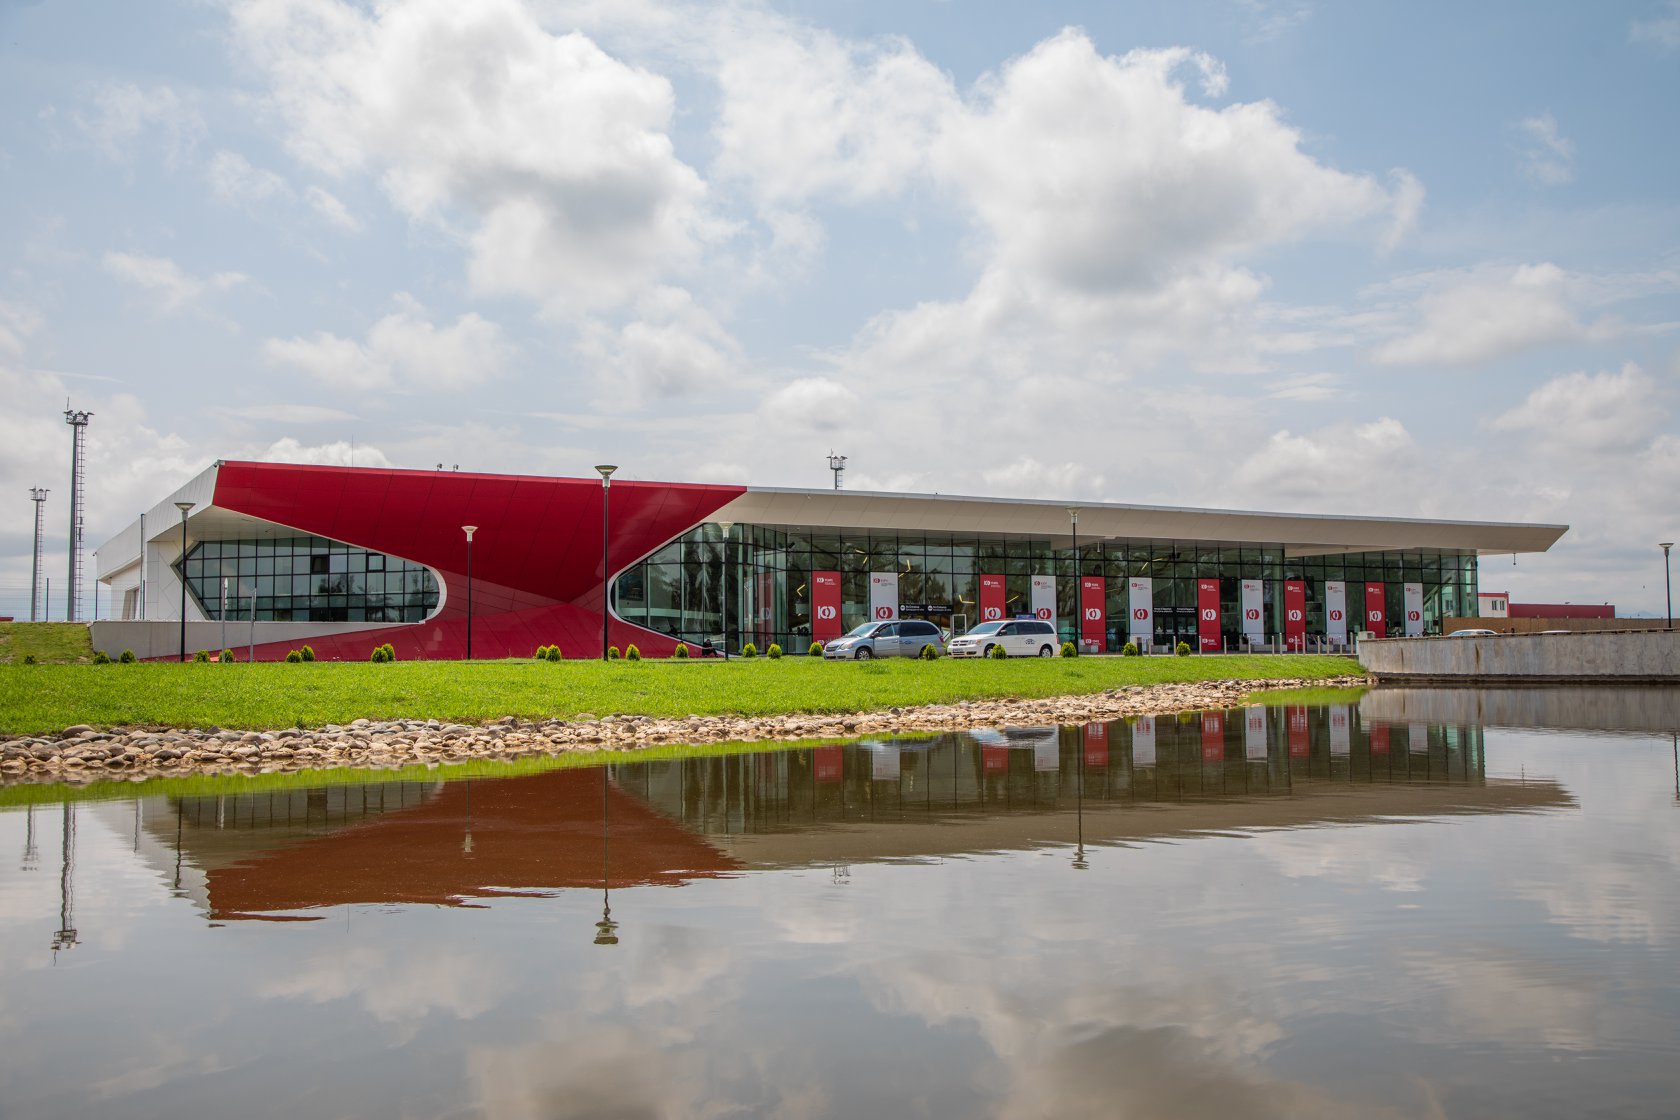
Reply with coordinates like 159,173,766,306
1068,507,1080,649
718,521,733,659
1662,542,1674,631
462,525,478,659
174,501,194,662
595,466,618,660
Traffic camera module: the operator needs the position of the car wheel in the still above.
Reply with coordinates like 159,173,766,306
1039,645,1054,657
855,647,873,660
983,644,997,659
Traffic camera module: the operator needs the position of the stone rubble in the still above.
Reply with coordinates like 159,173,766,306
0,676,1365,786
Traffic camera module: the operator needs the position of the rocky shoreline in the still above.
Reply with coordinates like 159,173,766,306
1,675,1366,786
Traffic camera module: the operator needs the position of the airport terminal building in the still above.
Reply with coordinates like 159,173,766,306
92,461,1567,661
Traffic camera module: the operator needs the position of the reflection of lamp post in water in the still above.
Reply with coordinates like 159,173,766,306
462,779,474,856
1072,731,1088,870
51,802,77,960
21,803,39,871
594,765,618,945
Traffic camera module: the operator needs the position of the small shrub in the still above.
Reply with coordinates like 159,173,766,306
22,653,37,665
809,641,824,656
222,648,235,663
767,643,783,659
1121,641,1139,656
92,650,111,664
1060,641,1077,658
989,644,1008,660
193,649,211,663
300,645,316,662
546,645,562,662
919,642,938,660
625,644,642,661
534,644,550,660
741,642,757,658
673,642,689,659
370,646,389,663
1175,641,1191,657
285,650,303,663
119,649,137,664
381,643,395,661
608,645,621,660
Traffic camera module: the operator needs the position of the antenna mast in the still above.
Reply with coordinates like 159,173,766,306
29,488,49,622
827,451,847,491
64,408,93,622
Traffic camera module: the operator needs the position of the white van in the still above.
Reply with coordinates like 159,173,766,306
947,619,1059,658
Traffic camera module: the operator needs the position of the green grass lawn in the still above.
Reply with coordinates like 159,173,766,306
0,623,94,665
0,653,1361,736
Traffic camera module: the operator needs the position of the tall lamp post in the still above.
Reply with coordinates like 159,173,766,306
717,520,732,659
174,501,194,662
461,525,478,659
1662,542,1674,631
595,465,618,660
1068,507,1080,649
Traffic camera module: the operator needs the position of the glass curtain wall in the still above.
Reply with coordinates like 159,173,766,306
177,537,440,623
612,528,1480,653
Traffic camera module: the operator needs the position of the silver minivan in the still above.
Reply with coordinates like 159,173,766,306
822,619,946,659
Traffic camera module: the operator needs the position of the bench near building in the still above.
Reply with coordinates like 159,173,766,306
92,461,1567,662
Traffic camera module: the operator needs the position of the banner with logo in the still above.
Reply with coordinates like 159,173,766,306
1201,712,1225,763
1030,575,1056,624
1329,706,1352,756
1245,706,1268,760
982,746,1008,776
1369,724,1390,755
1080,576,1105,650
1364,581,1386,638
1404,582,1424,636
1284,580,1306,651
812,571,843,642
1083,722,1108,768
1127,577,1153,645
979,574,1006,623
814,745,843,783
1325,580,1347,644
870,745,900,780
1132,715,1156,767
869,571,899,622
1034,733,1059,773
1197,578,1221,652
1408,722,1429,754
1241,579,1264,645
1287,706,1309,758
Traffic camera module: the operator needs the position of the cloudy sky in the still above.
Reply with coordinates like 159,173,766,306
2,0,1677,615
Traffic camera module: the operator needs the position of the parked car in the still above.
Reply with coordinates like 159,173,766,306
1449,628,1499,637
947,619,1059,658
821,619,945,659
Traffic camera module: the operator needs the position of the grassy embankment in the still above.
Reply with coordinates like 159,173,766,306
0,643,1362,737
0,622,93,665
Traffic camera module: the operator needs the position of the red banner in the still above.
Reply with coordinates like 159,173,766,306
982,746,1009,776
1364,581,1386,638
1287,706,1309,758
1080,576,1105,650
1284,580,1306,651
1083,722,1108,768
979,574,1006,623
1369,724,1390,755
1201,712,1225,762
812,571,842,642
1197,578,1221,652
814,745,843,783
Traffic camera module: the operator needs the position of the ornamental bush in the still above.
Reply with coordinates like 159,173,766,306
370,644,396,663
22,654,37,665
673,642,690,659
91,650,111,664
285,650,303,663
1175,641,1191,657
1121,641,1140,656
546,645,562,662
222,648,235,663
534,645,551,660
809,641,823,656
608,645,621,660
193,649,211,663
119,649,137,663
989,643,1009,660
1060,641,1077,658
300,645,316,662
767,643,782,659
381,643,395,661
919,642,939,660
741,642,757,658
625,644,642,661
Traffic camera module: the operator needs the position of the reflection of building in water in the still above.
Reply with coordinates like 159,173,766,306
100,706,1567,922
1362,686,1680,737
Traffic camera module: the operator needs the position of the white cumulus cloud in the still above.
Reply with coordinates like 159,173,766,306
102,251,247,313
263,294,511,392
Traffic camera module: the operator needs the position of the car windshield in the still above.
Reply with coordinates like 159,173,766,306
965,622,1004,637
845,623,880,637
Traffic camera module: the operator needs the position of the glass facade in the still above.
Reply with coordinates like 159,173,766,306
177,536,440,623
612,526,1479,652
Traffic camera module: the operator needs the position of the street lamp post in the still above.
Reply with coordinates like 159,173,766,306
1662,542,1674,631
1068,507,1080,650
461,525,478,659
595,466,618,660
717,521,732,659
174,502,194,662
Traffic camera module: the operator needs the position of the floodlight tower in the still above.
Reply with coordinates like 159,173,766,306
827,452,847,491
29,488,48,622
64,408,93,622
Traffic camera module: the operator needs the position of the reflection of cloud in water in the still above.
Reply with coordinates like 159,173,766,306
1399,947,1614,1051
259,945,507,1041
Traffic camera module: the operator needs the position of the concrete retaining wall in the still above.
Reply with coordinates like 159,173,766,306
1360,630,1680,683
90,619,406,660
